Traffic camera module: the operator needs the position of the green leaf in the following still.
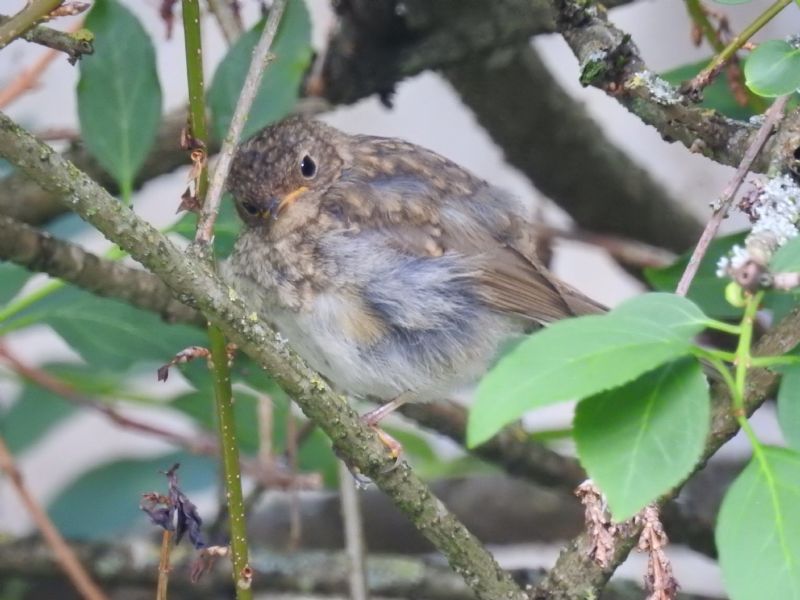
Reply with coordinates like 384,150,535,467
717,447,800,599
77,0,162,194
778,364,800,450
745,40,800,98
5,286,205,370
468,303,703,448
49,452,216,538
574,358,709,520
0,262,30,306
644,231,747,319
208,0,312,141
771,236,800,273
3,377,76,455
610,292,711,337
662,59,757,120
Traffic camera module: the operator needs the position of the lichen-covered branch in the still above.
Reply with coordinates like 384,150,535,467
0,111,527,600
548,0,776,171
0,14,93,62
0,214,203,326
0,0,64,50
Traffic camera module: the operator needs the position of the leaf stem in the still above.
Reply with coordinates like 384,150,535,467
689,0,792,91
732,292,762,410
705,318,742,335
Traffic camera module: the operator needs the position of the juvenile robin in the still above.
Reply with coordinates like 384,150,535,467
224,116,604,438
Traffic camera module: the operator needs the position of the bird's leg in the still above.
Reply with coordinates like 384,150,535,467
360,393,412,461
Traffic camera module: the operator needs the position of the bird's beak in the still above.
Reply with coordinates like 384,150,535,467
268,186,308,219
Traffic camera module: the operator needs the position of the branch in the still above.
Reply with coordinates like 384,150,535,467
0,112,528,600
0,436,108,600
0,541,725,600
195,0,287,247
547,0,779,172
0,0,632,227
0,214,203,326
317,0,633,105
0,14,93,62
0,0,64,50
442,44,703,253
676,95,789,295
0,344,321,491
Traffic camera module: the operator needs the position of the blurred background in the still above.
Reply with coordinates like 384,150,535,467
1,0,798,598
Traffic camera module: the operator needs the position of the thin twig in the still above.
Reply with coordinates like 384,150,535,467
194,0,287,248
338,461,370,600
0,0,64,50
205,0,243,45
0,47,59,109
0,434,109,600
687,0,792,93
676,95,789,296
0,18,84,109
286,412,303,550
0,345,318,490
0,13,93,62
534,225,675,270
156,529,172,600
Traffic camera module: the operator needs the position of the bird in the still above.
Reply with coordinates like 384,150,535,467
223,116,604,447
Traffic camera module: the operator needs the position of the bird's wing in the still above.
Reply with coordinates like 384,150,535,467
326,167,605,324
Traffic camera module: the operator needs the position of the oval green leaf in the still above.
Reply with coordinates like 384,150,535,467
574,358,709,520
78,0,162,195
610,292,710,337
744,40,800,98
468,309,700,448
778,363,800,450
208,0,312,141
5,286,205,370
717,447,800,599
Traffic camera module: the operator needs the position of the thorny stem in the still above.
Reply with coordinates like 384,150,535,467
182,2,253,597
0,0,63,50
194,0,287,249
676,95,789,296
689,0,792,91
0,435,109,600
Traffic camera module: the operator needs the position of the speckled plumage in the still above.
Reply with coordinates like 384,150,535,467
223,117,603,404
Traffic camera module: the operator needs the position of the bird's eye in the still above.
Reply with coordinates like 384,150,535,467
299,155,316,178
241,201,259,216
